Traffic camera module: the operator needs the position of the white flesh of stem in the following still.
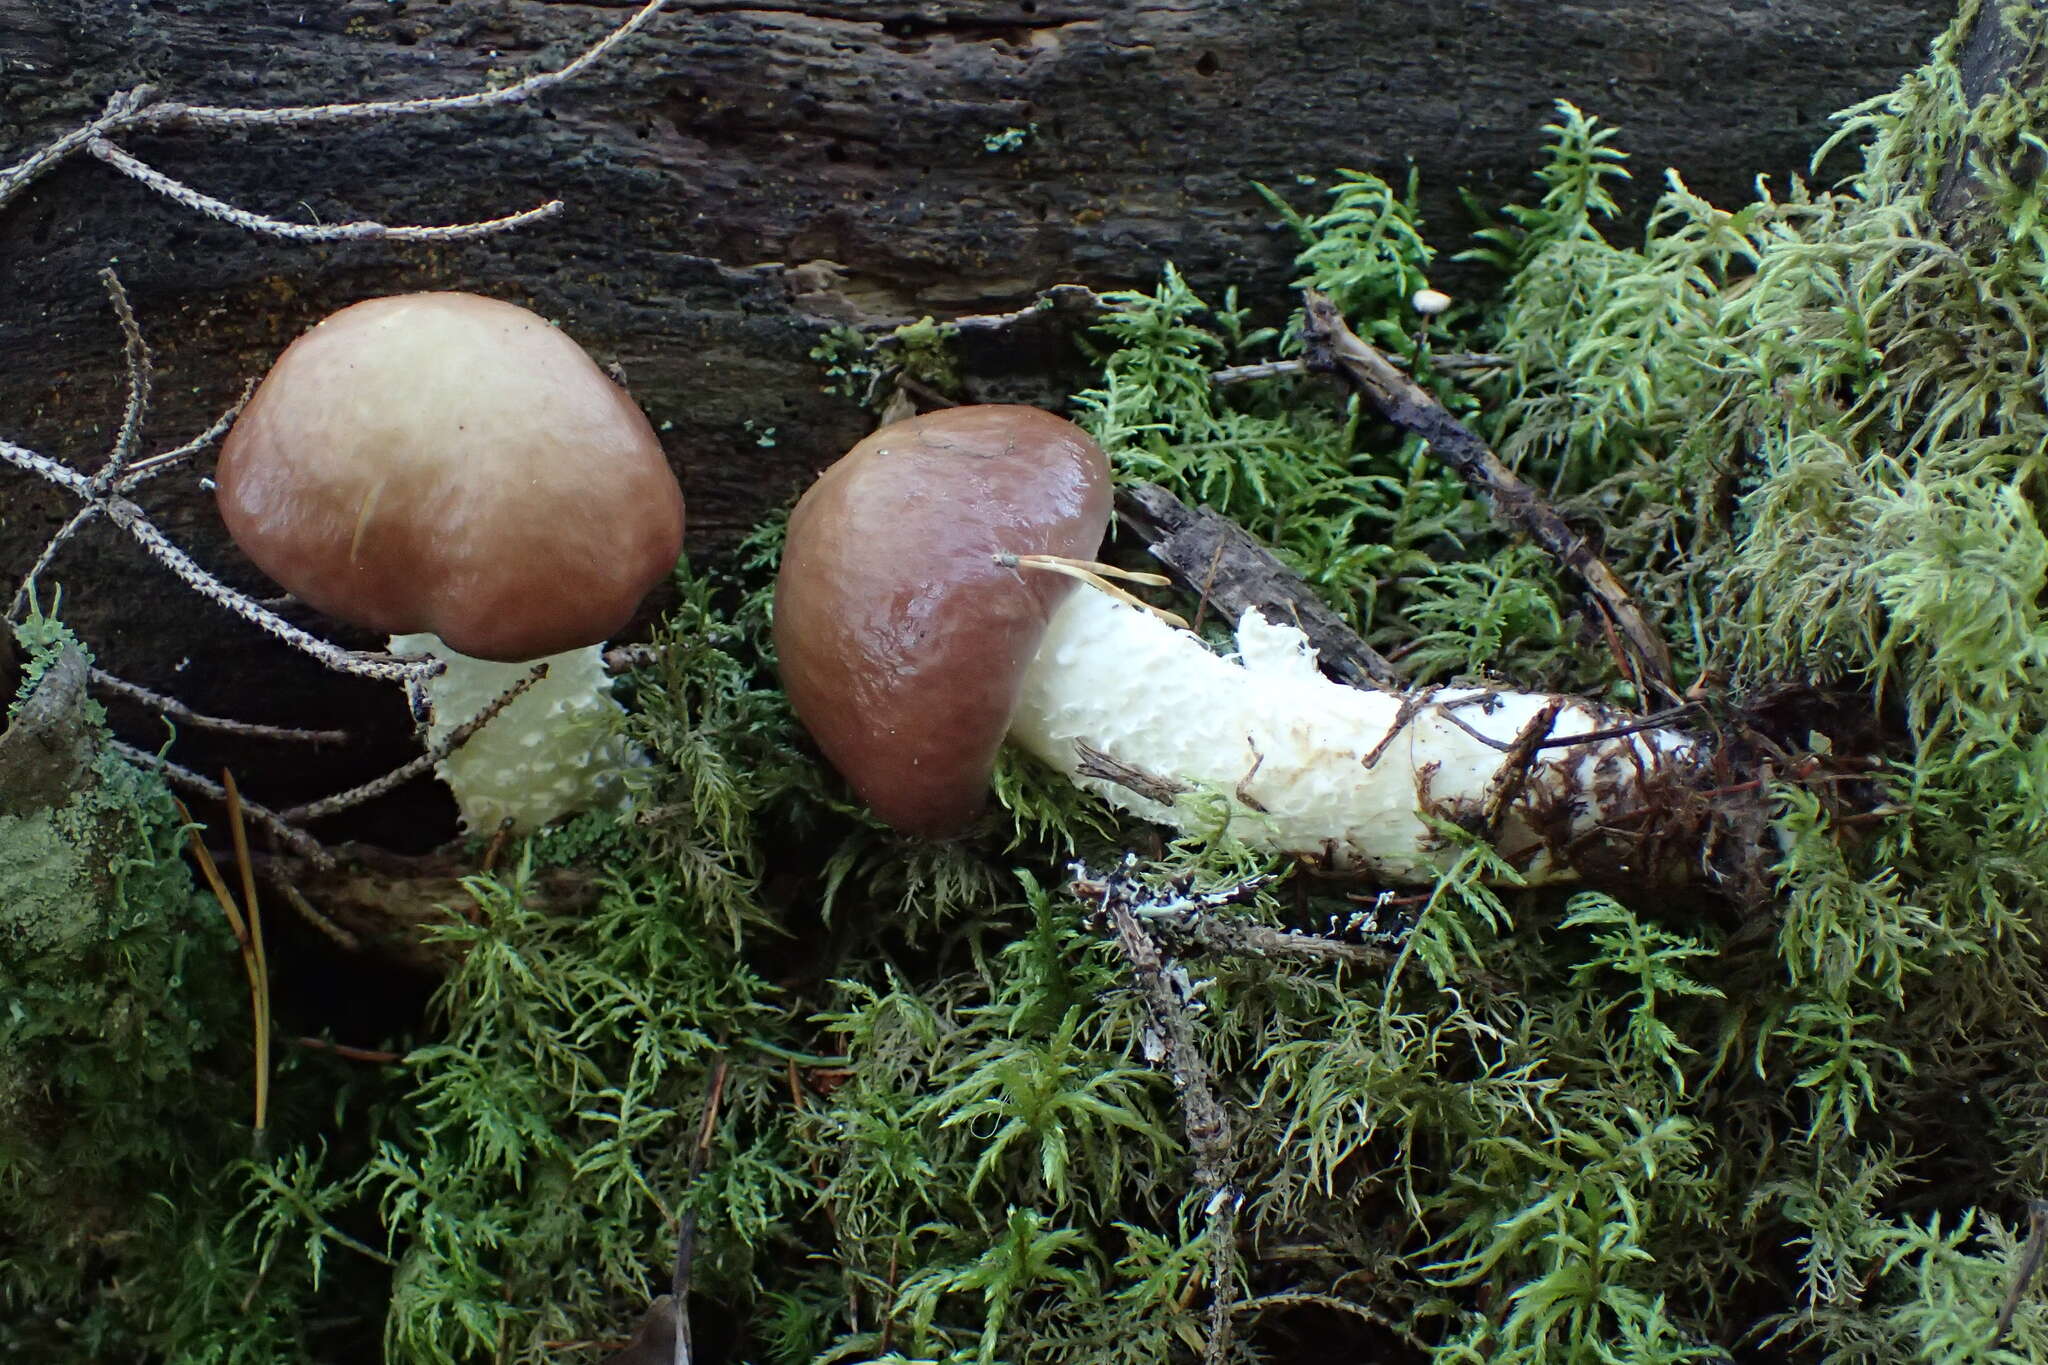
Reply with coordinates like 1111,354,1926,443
1009,589,1700,883
391,633,636,834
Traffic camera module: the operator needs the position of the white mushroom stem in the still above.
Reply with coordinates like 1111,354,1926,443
1010,589,1703,883
391,633,640,834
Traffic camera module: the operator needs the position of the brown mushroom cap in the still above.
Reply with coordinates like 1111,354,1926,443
773,404,1112,836
216,292,684,662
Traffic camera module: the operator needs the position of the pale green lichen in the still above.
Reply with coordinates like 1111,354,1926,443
0,616,280,1359
0,806,97,957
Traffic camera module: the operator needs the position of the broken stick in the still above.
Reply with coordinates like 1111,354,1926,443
1298,289,1676,696
1116,482,1405,691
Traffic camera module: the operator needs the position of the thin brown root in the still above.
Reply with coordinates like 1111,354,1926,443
174,777,272,1151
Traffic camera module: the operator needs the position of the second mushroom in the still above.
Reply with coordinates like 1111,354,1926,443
774,404,1704,884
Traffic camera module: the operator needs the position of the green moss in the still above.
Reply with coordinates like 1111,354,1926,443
0,617,400,1361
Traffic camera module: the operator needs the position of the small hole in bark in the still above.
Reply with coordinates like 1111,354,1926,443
1021,0,1037,10
825,143,848,163
1195,51,1219,76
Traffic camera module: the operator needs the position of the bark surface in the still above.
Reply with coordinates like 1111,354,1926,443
0,0,1947,845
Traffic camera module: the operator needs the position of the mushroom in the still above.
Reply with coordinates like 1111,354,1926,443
216,291,685,831
773,404,1112,836
777,405,1703,882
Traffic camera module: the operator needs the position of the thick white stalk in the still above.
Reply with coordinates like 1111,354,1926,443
1010,590,1700,883
392,634,638,834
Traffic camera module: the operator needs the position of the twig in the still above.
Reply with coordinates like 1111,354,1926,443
1529,702,1701,751
122,740,333,867
174,777,272,1151
1298,289,1677,697
1070,864,1400,967
92,668,348,743
274,879,363,952
1480,698,1564,840
156,1,668,131
873,282,1109,340
96,267,152,486
1210,358,1309,386
281,664,548,822
1360,685,1441,771
118,382,251,485
224,772,272,1152
1432,351,1509,375
670,1061,729,1365
1082,855,1240,1365
1993,1200,2048,1347
894,374,960,410
111,504,434,684
1211,353,1504,386
996,552,1188,628
602,1060,728,1365
1230,1291,1429,1352
294,1036,401,1064
1074,740,1193,806
8,507,97,622
0,2,669,215
1117,483,1404,691
1433,702,1516,754
90,138,564,241
1156,911,1399,968
0,85,151,211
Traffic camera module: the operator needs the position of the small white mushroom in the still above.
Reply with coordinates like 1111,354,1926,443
1411,287,1453,317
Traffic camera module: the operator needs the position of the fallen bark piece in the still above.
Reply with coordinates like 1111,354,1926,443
1116,482,1405,691
0,641,94,816
1011,588,1704,883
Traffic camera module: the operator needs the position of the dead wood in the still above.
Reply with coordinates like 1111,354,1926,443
0,641,94,815
1116,481,1404,690
0,0,1948,842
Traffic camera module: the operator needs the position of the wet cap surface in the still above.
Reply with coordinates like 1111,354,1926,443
216,292,685,662
774,405,1112,836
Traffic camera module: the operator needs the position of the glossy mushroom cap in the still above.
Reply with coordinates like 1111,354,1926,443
216,292,685,662
774,405,1113,836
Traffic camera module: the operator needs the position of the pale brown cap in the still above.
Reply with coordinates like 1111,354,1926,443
773,404,1112,836
216,292,685,662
